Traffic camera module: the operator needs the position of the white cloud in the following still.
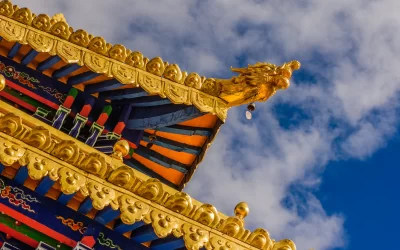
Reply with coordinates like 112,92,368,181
11,0,400,249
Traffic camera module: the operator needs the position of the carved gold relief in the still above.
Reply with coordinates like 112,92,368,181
84,52,109,74
0,140,25,166
206,236,239,250
111,62,136,84
32,14,52,32
163,64,187,83
26,30,54,52
144,210,182,238
125,51,148,69
88,36,111,56
163,81,190,104
137,71,164,96
146,57,168,76
23,126,53,152
11,7,34,25
202,78,221,97
0,113,25,138
81,182,115,210
191,91,215,113
109,44,130,62
272,239,296,250
56,42,81,63
0,0,15,17
136,178,164,202
79,152,107,178
108,166,136,190
118,195,150,225
0,19,26,42
193,204,220,228
247,229,273,250
50,20,72,40
182,224,209,250
185,72,204,89
20,152,57,180
164,192,193,216
58,167,86,194
69,29,92,47
51,140,80,164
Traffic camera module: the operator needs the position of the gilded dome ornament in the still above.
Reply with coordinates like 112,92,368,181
0,75,6,91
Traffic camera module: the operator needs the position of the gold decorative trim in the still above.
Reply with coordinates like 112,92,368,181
0,101,295,250
0,0,300,121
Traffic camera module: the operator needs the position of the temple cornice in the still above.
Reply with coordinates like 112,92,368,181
0,99,295,250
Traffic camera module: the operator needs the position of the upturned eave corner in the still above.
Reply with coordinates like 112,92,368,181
0,100,295,250
0,0,300,122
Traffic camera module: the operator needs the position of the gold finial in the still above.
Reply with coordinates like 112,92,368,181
112,140,130,160
0,75,5,91
52,13,66,23
234,201,249,220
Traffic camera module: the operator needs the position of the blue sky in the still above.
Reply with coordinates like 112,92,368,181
12,0,400,249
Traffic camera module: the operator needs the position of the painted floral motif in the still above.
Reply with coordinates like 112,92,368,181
0,61,39,89
56,216,87,234
97,232,122,250
0,179,39,213
37,85,66,103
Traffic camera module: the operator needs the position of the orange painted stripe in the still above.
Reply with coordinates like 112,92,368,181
132,154,184,185
140,141,196,165
179,113,218,128
145,130,208,147
0,204,77,247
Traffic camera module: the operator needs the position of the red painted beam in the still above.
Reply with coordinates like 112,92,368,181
0,204,77,247
0,223,39,248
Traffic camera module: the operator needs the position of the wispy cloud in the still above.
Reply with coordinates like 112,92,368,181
12,0,400,249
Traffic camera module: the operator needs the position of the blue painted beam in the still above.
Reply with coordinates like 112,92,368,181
113,95,172,107
58,193,74,205
13,167,28,185
67,71,100,85
131,224,158,243
52,64,81,79
7,42,22,58
125,159,178,189
95,206,120,225
36,55,61,72
142,132,201,155
135,146,188,173
35,176,55,196
0,163,3,174
98,87,148,101
156,125,212,136
150,235,185,250
127,105,204,130
78,197,93,214
114,220,144,234
84,79,124,94
21,49,39,65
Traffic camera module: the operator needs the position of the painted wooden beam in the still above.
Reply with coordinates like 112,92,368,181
78,198,93,214
21,49,39,65
84,79,124,94
98,87,148,101
94,207,120,225
13,167,28,185
67,71,100,85
112,104,132,134
150,235,185,250
130,224,158,243
36,56,61,72
142,132,201,155
7,43,21,58
135,146,188,173
156,124,212,136
113,220,144,234
124,159,178,189
35,176,54,196
57,193,74,205
127,105,204,130
113,95,171,107
52,64,81,79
